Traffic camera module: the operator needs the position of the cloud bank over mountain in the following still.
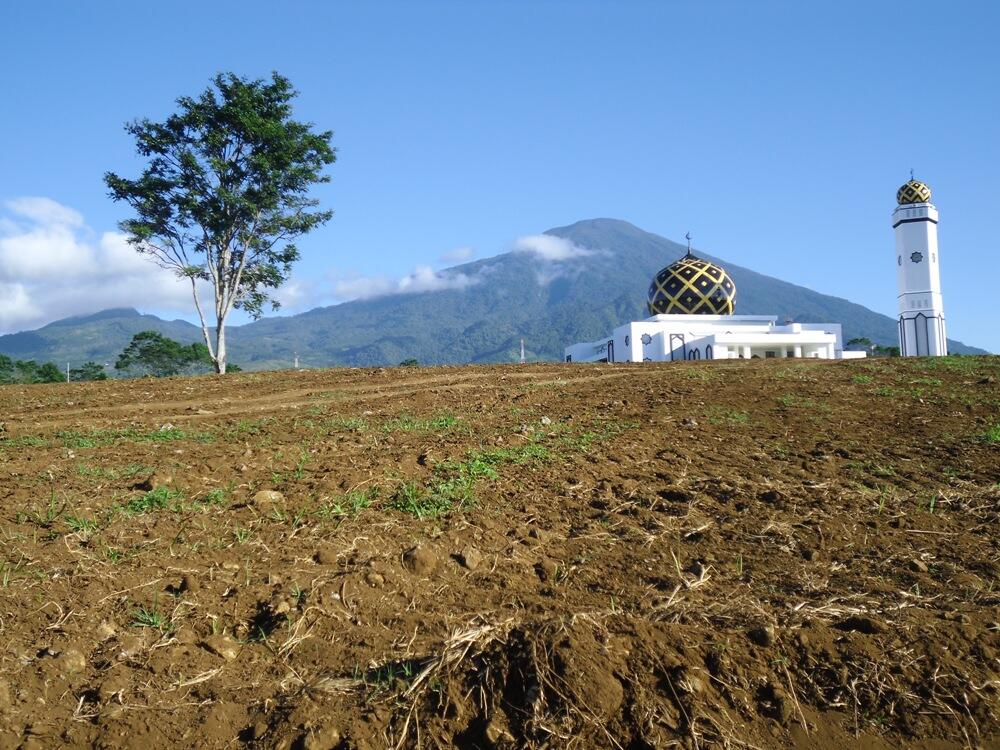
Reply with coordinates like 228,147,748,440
0,198,194,334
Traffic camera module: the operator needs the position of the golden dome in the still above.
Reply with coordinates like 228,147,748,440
897,179,931,205
648,254,736,315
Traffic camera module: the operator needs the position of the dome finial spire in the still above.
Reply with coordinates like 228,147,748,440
910,167,915,181
685,231,693,257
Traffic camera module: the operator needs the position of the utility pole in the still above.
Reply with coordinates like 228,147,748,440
293,352,299,370
66,362,70,383
520,339,526,365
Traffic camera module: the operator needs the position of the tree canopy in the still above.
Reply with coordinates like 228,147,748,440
0,355,66,384
70,362,109,382
115,331,214,378
105,72,336,373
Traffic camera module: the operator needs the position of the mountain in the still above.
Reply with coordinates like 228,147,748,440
0,219,987,368
0,308,204,367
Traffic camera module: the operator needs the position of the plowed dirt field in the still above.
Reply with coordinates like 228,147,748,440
1,357,998,750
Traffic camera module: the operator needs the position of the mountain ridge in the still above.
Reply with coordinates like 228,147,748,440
0,218,987,367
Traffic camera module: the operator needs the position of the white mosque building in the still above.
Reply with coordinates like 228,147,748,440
565,178,946,363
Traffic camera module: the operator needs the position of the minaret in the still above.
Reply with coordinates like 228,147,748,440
892,175,947,356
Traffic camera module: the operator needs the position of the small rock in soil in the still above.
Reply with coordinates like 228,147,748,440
253,490,285,507
116,635,144,659
457,545,484,571
136,472,172,491
314,546,337,565
402,545,438,576
539,416,552,426
95,620,117,641
180,574,200,592
302,725,341,750
748,625,776,648
835,615,887,634
57,648,86,674
909,558,929,573
535,558,559,582
201,635,240,661
364,571,385,588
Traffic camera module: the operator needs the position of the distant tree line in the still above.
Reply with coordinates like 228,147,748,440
846,338,901,358
0,330,245,386
0,355,108,384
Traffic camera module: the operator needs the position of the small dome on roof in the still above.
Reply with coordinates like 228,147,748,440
897,179,932,205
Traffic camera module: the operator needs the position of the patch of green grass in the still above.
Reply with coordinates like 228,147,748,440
381,413,458,433
358,660,419,700
58,426,213,449
22,493,66,529
323,416,368,432
851,374,874,385
679,367,720,382
708,409,750,425
225,418,271,439
130,603,172,632
318,487,379,518
866,462,897,478
65,516,98,538
983,423,1000,444
123,486,184,515
0,435,48,449
232,525,253,544
193,488,227,509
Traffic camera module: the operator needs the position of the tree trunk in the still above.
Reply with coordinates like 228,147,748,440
215,317,227,374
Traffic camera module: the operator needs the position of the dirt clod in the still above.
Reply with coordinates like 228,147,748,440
201,635,240,661
253,489,285,507
535,557,558,582
456,545,484,571
56,649,86,674
749,625,776,647
402,545,438,576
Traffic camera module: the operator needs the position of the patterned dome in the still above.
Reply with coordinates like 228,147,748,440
648,254,736,315
897,179,932,205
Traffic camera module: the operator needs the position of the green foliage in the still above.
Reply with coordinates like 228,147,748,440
131,602,172,632
124,487,184,515
381,413,458,433
319,487,379,518
69,361,108,381
983,424,1000,444
0,355,66,384
115,330,214,377
105,71,336,373
58,425,212,448
398,358,419,367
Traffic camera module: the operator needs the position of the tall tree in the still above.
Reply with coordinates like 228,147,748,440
115,331,214,378
69,362,109,382
105,72,336,373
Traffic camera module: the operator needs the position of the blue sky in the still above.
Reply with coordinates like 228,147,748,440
2,1,997,351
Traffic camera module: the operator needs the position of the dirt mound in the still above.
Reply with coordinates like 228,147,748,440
0,357,998,748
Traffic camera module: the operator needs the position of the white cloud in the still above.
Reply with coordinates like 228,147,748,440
439,246,474,264
512,234,592,261
332,265,479,302
7,197,84,228
0,198,202,334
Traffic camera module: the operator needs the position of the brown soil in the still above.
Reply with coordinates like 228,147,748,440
0,357,998,750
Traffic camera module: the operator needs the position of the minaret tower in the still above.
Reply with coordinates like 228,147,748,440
892,175,947,356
